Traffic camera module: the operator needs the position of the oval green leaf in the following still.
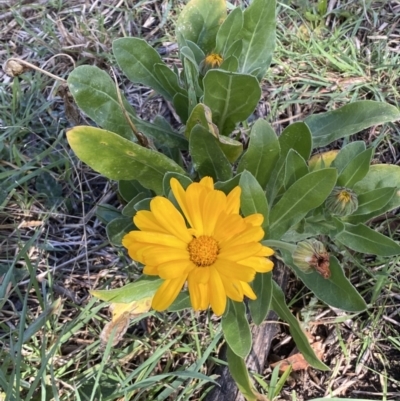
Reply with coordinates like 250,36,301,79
215,7,243,56
237,118,280,189
113,38,185,101
189,124,232,181
91,277,163,303
337,147,373,188
239,171,269,231
305,101,400,147
331,141,366,174
249,272,272,326
269,169,337,240
67,126,185,194
280,249,367,312
222,300,252,358
106,216,135,246
336,223,400,256
176,0,226,54
239,0,276,80
203,70,261,136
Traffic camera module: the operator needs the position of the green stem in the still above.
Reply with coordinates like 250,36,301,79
262,240,296,253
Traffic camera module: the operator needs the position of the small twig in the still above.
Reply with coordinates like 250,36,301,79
109,68,149,148
3,57,66,83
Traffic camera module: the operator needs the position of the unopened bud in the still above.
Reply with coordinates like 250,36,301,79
292,239,331,279
325,186,358,216
200,53,223,75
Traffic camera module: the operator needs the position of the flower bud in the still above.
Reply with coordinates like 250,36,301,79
325,186,358,216
292,239,330,279
200,53,223,75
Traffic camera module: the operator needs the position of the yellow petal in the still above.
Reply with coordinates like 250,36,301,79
199,176,214,190
185,183,207,233
202,190,226,235
244,214,264,227
198,283,209,310
240,281,257,300
158,260,194,279
220,226,264,247
219,242,262,261
238,256,274,273
213,259,256,282
189,266,210,284
226,186,241,214
124,241,154,263
188,274,202,310
143,265,159,275
144,247,189,265
170,178,191,223
134,210,170,234
152,275,187,311
220,275,243,302
150,197,193,243
128,231,188,249
213,213,246,242
256,245,275,257
209,267,226,316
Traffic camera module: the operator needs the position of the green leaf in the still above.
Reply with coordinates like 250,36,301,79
68,65,137,141
186,40,205,65
134,198,152,212
122,192,148,217
225,39,243,59
271,282,329,370
279,122,312,160
106,216,135,246
176,0,226,54
167,292,191,312
118,180,151,203
271,281,329,370
336,223,400,256
284,150,309,190
35,171,63,207
237,119,280,189
269,169,337,240
348,187,396,218
280,249,367,312
352,164,400,222
68,65,187,149
217,135,243,163
215,7,243,56
331,141,366,174
266,122,312,204
337,148,373,188
239,171,269,231
203,70,261,136
96,204,121,225
189,124,232,181
305,101,400,147
214,174,241,194
220,55,239,72
91,277,163,303
185,103,243,162
113,38,185,101
239,0,276,80
249,272,272,325
182,47,201,116
226,346,258,401
222,300,252,358
173,92,189,124
67,126,185,194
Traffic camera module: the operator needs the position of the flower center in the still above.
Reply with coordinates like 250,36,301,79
205,53,223,68
188,235,219,267
337,190,351,203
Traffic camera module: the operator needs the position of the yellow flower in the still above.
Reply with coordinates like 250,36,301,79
122,177,274,315
200,53,223,75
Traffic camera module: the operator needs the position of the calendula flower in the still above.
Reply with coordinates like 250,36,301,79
325,186,358,216
122,177,274,315
200,53,223,75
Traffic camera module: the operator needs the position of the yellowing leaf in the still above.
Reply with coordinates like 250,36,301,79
308,150,339,171
100,296,153,347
